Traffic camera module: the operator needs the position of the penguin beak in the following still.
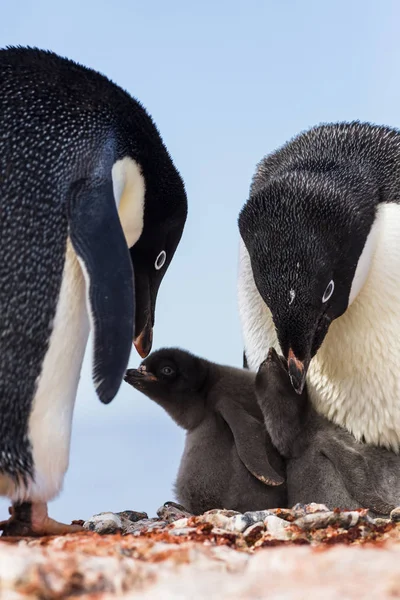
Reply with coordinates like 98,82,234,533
287,348,309,394
271,306,322,395
131,265,155,358
129,242,171,359
283,310,332,393
133,323,153,358
124,367,157,385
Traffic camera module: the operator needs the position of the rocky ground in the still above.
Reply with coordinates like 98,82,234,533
1,502,400,599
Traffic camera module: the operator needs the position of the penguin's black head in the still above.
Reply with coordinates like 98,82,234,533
124,348,209,429
239,172,376,394
129,192,187,359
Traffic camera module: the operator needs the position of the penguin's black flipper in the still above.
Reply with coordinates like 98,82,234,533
217,399,284,486
67,178,134,404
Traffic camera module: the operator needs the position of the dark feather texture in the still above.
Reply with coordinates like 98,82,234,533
256,349,400,516
125,348,287,514
0,46,187,486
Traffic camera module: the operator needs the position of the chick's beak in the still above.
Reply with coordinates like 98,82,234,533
124,366,157,386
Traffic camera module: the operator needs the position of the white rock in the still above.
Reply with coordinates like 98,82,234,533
171,518,189,529
264,515,292,540
390,506,400,522
83,512,123,534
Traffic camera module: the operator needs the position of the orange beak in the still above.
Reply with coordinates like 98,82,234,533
133,325,153,358
287,348,307,394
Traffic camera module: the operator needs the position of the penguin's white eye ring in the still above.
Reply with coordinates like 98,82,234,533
155,250,166,270
322,280,335,303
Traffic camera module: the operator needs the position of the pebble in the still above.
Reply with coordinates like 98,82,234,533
293,510,365,531
171,517,190,529
197,509,275,533
127,518,167,536
117,510,148,522
168,527,196,537
291,503,330,516
83,502,389,541
390,507,400,522
263,504,329,522
157,502,193,523
264,515,292,541
243,522,265,544
204,509,240,518
200,510,239,532
83,512,123,534
233,510,273,533
374,518,391,526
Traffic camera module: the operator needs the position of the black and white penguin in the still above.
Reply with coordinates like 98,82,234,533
0,47,187,535
238,121,400,451
256,348,400,516
124,348,286,514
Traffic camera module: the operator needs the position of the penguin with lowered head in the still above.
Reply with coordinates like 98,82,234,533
255,348,400,516
0,47,187,536
125,348,286,514
238,121,400,452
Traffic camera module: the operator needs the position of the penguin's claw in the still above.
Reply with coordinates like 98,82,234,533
0,502,84,537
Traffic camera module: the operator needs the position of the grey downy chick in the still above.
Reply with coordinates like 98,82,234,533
125,348,286,515
255,348,400,516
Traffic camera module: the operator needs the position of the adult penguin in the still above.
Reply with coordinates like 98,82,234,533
0,47,187,536
238,121,400,452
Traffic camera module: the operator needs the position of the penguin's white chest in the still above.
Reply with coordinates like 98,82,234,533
5,160,146,503
308,203,400,450
21,239,90,503
238,203,400,451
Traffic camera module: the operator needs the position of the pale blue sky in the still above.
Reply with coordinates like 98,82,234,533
0,0,399,522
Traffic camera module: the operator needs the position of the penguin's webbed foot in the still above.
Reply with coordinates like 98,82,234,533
0,502,84,537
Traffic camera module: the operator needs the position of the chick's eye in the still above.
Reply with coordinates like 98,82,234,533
161,366,174,376
322,280,334,303
155,250,166,270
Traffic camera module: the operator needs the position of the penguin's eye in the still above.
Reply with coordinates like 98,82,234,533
322,280,334,303
155,251,166,270
161,365,174,376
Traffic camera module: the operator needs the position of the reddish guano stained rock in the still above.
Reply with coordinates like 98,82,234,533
0,502,400,599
